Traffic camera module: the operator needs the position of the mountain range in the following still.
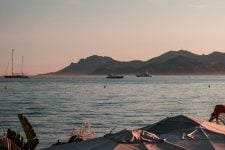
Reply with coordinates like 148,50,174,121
47,50,225,75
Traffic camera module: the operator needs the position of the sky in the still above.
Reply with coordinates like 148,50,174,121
1,0,225,75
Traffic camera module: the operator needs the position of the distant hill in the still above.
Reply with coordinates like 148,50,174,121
146,50,201,64
46,50,225,75
52,55,144,75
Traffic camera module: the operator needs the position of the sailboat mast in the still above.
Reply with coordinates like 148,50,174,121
21,56,24,75
12,49,14,76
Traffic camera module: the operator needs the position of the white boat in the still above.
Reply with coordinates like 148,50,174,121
136,72,152,77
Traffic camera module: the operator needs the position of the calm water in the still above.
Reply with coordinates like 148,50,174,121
0,75,225,148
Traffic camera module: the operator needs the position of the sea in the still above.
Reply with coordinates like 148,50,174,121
0,75,225,149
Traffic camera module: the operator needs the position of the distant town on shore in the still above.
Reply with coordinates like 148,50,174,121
45,50,225,75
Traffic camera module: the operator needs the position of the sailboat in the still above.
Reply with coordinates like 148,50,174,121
4,49,29,78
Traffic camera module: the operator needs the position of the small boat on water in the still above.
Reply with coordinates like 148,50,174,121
106,74,124,79
4,49,28,78
4,74,28,78
136,72,152,77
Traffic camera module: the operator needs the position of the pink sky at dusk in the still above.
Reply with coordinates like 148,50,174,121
1,0,225,75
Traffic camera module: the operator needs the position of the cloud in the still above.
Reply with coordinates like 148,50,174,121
188,0,208,9
187,0,225,9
